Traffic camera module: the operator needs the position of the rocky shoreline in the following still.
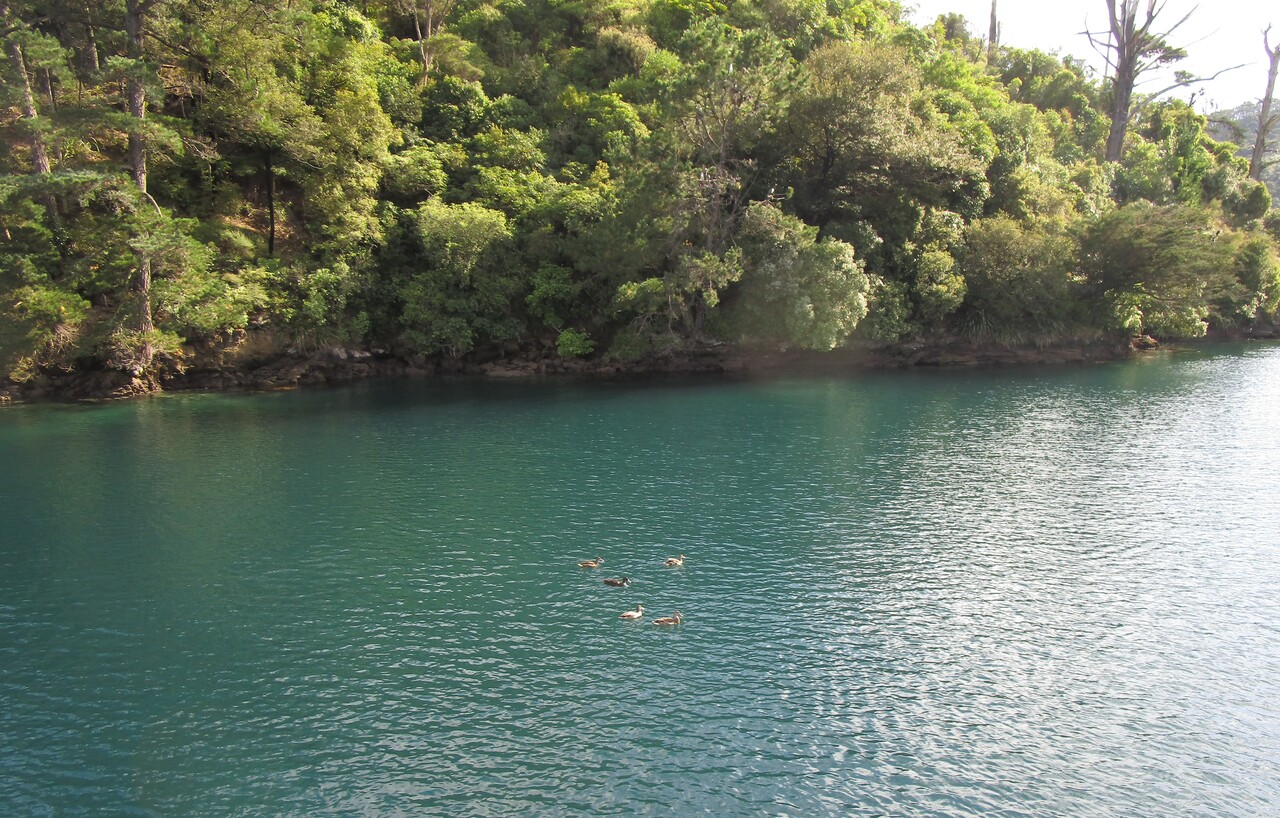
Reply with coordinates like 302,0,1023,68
7,325,1280,404
0,332,1165,404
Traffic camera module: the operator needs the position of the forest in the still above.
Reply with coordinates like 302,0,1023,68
2,0,1279,394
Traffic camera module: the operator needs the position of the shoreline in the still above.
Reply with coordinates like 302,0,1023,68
1,333,1273,405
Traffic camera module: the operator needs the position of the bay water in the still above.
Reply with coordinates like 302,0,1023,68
2,345,1279,816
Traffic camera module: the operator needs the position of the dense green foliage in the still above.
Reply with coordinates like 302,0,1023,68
2,0,1278,383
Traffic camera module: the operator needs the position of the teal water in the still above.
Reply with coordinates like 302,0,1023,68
3,346,1279,817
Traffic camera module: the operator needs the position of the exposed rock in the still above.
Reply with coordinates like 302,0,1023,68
484,360,540,377
110,374,159,398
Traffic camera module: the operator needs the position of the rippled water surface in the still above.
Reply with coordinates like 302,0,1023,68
3,345,1280,816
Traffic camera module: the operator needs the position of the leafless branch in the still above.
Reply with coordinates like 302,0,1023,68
1130,63,1246,115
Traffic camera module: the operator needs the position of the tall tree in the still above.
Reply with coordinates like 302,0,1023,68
1090,0,1191,162
125,0,158,375
987,0,1000,61
782,41,983,240
1250,26,1279,181
1087,1,1240,162
665,24,793,339
1,4,57,226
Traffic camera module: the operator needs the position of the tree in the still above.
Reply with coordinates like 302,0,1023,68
988,0,1000,61
1079,202,1250,337
778,37,989,332
728,202,872,349
1,4,54,221
5,0,1280,390
659,22,795,339
200,46,324,257
956,215,1079,340
1250,26,1280,181
783,41,984,235
391,0,458,82
1087,0,1237,163
400,199,519,355
121,0,169,379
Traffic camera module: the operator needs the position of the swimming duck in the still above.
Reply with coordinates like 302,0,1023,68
578,557,604,568
664,554,685,567
620,605,644,620
603,577,631,587
653,611,683,626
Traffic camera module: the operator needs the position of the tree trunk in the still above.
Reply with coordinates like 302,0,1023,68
691,290,706,342
265,150,276,256
987,0,999,61
1105,65,1135,162
1096,0,1210,164
1250,32,1279,181
1103,0,1137,163
41,68,67,168
125,0,154,374
125,0,147,193
41,68,56,111
4,28,58,224
84,23,100,73
6,42,53,178
413,5,430,82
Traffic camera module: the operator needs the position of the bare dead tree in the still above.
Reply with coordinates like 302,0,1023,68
988,0,1000,61
1085,0,1242,162
1250,26,1280,180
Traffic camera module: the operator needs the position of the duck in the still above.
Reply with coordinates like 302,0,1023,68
664,554,685,567
620,605,644,620
578,557,604,568
653,611,683,626
603,576,631,587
